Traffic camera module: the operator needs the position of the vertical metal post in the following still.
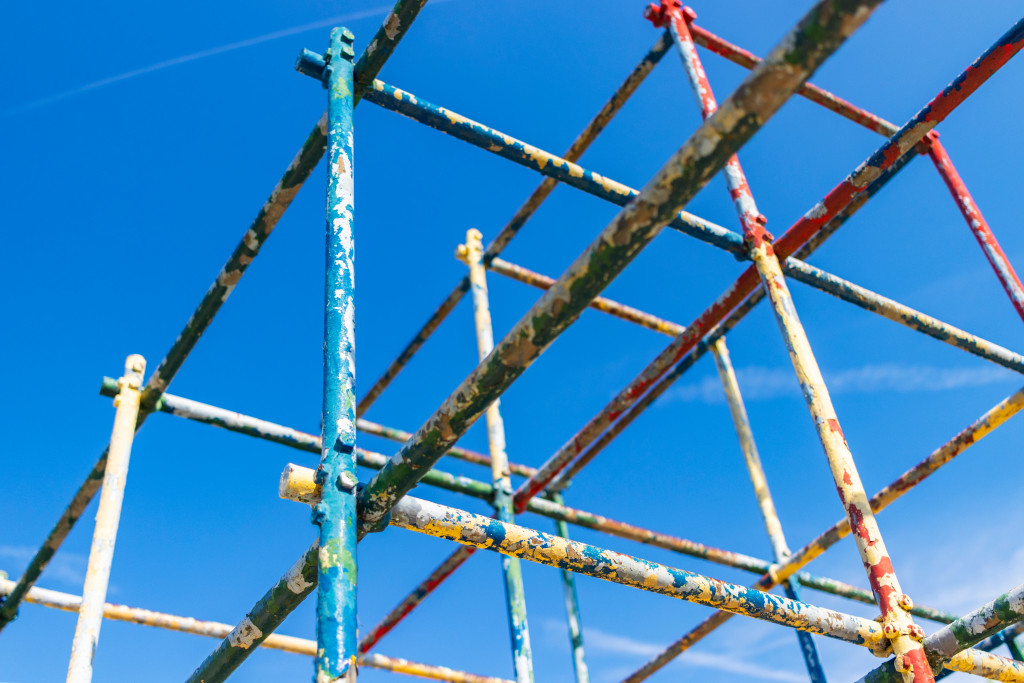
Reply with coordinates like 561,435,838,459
657,5,932,681
549,492,590,683
926,136,1024,323
314,26,358,683
66,354,145,683
711,338,827,683
457,229,534,683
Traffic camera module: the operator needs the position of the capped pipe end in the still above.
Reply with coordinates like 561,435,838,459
280,463,321,505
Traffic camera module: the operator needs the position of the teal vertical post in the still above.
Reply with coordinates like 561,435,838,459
549,492,589,683
314,26,358,683
457,229,534,683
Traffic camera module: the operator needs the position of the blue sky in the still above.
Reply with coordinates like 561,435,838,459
2,1,1024,681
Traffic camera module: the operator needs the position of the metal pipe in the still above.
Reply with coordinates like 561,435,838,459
458,229,534,683
385,494,888,652
356,32,673,415
942,650,1024,682
306,27,359,683
282,462,954,625
858,583,1024,682
548,493,589,683
0,577,509,683
363,79,746,257
781,258,1024,374
66,355,146,683
0,0,432,632
927,137,1024,323
99,377,536,479
623,383,1024,681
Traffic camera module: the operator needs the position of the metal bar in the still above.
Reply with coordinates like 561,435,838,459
781,258,1024,374
282,460,949,624
458,229,534,683
927,137,1024,323
549,493,589,683
623,383,1024,682
710,338,828,683
668,4,932,679
0,577,508,683
362,78,745,257
384,494,888,651
942,650,1024,682
356,33,673,415
0,0,432,632
310,27,358,683
858,583,1024,682
488,257,685,337
523,11,1024,517
66,356,146,683
98,377,536,479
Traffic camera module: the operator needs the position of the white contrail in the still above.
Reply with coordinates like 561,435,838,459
5,3,444,116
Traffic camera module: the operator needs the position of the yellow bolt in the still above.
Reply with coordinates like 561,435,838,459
897,593,914,611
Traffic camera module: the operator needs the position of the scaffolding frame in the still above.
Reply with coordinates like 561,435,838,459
3,1,1024,681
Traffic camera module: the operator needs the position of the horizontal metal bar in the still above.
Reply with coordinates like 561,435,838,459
98,377,536,478
783,259,1024,373
386,494,887,651
362,78,746,256
0,576,508,683
356,32,674,415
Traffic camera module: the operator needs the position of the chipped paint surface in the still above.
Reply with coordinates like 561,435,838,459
549,492,590,683
389,495,888,650
927,138,1024,323
314,27,359,683
67,355,146,683
460,229,535,682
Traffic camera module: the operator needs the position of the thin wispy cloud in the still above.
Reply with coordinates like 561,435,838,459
660,363,1017,406
0,545,87,588
5,2,455,117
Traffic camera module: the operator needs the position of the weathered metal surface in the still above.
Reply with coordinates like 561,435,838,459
459,229,534,683
0,577,509,683
356,33,672,416
942,650,1024,682
66,356,145,683
927,137,1024,323
626,383,1024,681
859,583,1024,682
311,27,359,683
388,495,888,650
0,0,433,633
